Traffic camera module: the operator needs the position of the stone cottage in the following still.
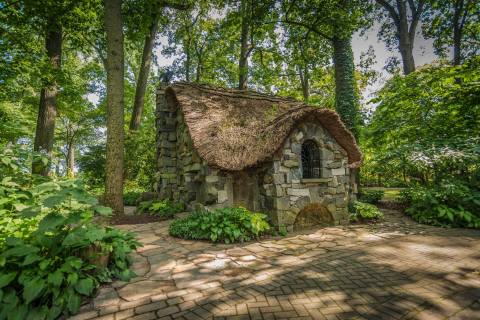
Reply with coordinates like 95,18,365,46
156,82,362,230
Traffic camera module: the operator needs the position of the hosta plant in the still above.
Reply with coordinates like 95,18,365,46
137,199,184,219
169,207,270,243
0,145,141,319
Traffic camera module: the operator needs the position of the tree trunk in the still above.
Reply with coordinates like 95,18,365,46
32,19,62,176
129,13,159,131
298,65,310,102
185,47,191,81
332,34,359,139
452,0,463,66
238,0,250,90
397,1,415,75
104,0,125,214
66,143,75,178
398,29,416,74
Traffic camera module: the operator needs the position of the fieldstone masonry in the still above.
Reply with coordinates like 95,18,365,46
156,84,358,229
258,122,356,230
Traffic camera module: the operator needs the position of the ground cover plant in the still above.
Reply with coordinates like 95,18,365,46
0,146,141,319
349,201,384,223
399,180,480,228
169,207,270,243
137,199,185,219
358,189,384,204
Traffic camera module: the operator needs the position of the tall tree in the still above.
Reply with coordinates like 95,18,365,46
423,0,479,65
104,0,125,213
280,0,369,137
32,17,62,175
238,0,251,90
128,1,190,131
375,0,427,75
236,0,275,90
129,13,160,131
332,33,359,138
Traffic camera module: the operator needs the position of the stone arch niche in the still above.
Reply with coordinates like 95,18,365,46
293,203,334,230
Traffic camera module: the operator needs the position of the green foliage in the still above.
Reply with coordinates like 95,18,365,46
363,57,480,186
169,207,270,243
0,146,141,318
123,192,142,206
400,180,480,229
358,189,384,204
349,201,384,222
137,199,184,219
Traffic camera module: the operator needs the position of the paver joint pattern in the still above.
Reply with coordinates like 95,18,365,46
70,209,480,320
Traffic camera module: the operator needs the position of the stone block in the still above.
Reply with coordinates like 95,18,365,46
185,163,201,172
273,173,285,184
332,168,345,176
294,131,304,142
274,198,290,210
217,190,228,203
321,168,332,178
322,148,334,161
205,175,218,183
274,185,284,197
327,161,342,169
277,210,297,226
287,188,310,197
335,196,346,207
283,160,299,168
263,174,273,183
291,142,301,154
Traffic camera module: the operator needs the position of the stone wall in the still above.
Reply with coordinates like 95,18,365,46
156,85,178,199
259,122,356,230
156,86,232,209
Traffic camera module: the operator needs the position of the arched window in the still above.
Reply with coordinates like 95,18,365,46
301,140,321,178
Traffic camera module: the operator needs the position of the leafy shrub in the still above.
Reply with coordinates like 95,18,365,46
123,191,141,206
137,199,184,219
400,180,480,228
0,146,141,318
169,207,270,243
359,189,384,204
349,201,384,222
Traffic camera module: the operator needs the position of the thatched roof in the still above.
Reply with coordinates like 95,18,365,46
164,82,362,171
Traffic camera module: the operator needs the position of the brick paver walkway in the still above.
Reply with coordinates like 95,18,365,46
71,209,480,320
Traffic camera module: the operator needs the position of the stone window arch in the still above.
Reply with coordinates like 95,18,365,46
301,140,321,178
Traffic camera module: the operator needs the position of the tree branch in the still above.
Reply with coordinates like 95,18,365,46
281,17,333,42
409,0,426,40
460,0,474,31
376,0,401,29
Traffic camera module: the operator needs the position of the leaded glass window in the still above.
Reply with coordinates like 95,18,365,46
301,140,321,178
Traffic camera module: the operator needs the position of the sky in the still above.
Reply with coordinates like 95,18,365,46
88,19,444,106
152,20,444,101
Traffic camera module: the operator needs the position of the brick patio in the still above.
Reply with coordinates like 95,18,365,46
70,209,480,320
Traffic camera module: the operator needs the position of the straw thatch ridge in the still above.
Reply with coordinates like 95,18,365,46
164,82,362,171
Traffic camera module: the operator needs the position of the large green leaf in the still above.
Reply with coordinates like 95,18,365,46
47,270,63,287
22,277,45,304
94,205,112,216
74,278,94,295
37,213,66,232
9,304,28,320
0,272,17,288
66,290,81,314
4,244,38,257
43,194,67,208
